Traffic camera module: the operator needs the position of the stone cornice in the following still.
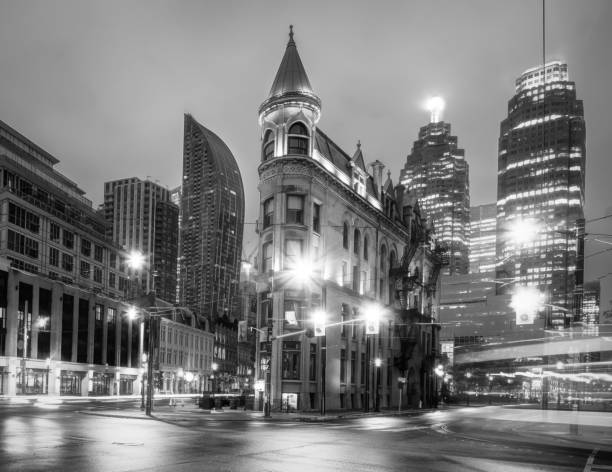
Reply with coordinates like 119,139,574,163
258,156,410,241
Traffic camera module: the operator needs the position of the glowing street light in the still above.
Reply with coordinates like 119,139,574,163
511,286,546,319
126,250,146,270
374,358,382,412
363,303,382,335
312,309,326,337
126,306,138,320
508,218,541,245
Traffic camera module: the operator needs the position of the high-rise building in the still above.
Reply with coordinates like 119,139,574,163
469,203,496,273
179,115,245,320
255,27,442,413
582,280,600,333
399,103,470,275
103,177,178,303
496,61,586,329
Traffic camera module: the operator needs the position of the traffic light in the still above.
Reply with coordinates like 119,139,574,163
363,303,381,334
365,316,379,334
312,309,326,337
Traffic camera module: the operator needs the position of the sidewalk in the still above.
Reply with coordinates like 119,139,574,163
80,402,433,423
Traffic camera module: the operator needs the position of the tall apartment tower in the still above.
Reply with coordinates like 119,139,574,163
399,105,470,275
496,61,586,329
179,115,245,320
103,178,178,303
469,203,496,274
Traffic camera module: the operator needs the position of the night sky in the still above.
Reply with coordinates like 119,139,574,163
1,0,611,301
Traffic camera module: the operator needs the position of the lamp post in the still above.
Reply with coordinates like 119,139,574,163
127,307,158,416
374,357,382,412
126,249,157,416
465,371,472,406
140,354,147,410
312,307,327,416
363,303,382,413
211,362,218,408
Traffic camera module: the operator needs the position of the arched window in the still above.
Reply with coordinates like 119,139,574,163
288,122,309,155
380,245,387,272
389,251,397,272
353,229,361,255
262,130,274,161
342,222,349,249
363,236,369,261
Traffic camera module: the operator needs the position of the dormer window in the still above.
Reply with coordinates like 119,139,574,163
262,130,275,161
352,170,366,197
287,122,309,155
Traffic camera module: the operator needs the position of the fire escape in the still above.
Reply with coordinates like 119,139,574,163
389,234,444,374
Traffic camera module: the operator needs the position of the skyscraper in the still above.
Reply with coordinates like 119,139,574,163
496,61,586,329
399,101,470,275
469,203,496,274
103,177,178,303
179,115,244,320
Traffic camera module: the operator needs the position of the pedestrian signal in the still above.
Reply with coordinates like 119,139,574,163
365,319,379,335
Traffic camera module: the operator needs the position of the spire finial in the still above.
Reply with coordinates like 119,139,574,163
289,25,294,43
357,139,361,149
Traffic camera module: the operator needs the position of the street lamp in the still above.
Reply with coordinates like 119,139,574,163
465,371,472,406
139,352,148,410
374,357,382,412
362,303,381,413
510,286,546,324
127,306,158,416
312,308,327,416
211,362,218,391
508,218,541,246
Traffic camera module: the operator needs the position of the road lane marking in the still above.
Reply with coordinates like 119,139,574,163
592,466,612,470
583,448,599,472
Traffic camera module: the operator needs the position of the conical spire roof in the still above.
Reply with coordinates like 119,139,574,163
269,25,314,97
260,26,321,114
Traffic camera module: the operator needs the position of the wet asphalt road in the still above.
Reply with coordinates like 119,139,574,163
1,403,610,471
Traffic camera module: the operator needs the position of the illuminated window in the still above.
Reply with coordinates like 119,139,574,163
287,122,309,155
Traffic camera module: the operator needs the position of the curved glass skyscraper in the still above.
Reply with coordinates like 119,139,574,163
179,114,245,320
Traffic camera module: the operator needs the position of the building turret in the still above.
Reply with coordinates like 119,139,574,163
258,26,321,161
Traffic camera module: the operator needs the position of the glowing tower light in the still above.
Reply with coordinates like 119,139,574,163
511,286,546,318
426,96,445,123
